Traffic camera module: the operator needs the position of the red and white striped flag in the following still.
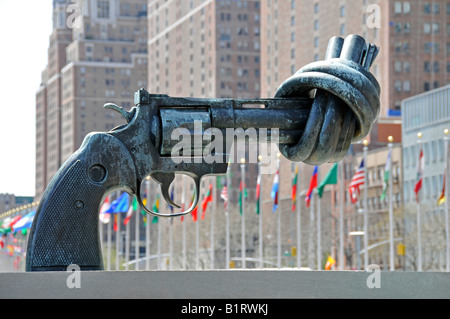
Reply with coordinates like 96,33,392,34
414,149,424,203
349,159,365,204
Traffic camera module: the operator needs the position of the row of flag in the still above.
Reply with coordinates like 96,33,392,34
0,210,36,236
97,144,441,233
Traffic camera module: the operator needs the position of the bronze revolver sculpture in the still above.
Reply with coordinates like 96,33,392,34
26,35,380,271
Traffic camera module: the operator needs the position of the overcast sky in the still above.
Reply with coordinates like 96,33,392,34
0,1,52,196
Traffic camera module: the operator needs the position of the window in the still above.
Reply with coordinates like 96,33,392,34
434,61,440,73
403,81,411,91
340,5,345,17
403,61,410,73
432,22,440,34
97,0,110,19
394,1,402,14
403,2,411,13
433,3,440,14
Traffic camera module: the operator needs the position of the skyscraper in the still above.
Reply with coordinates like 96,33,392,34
147,0,261,99
35,0,148,200
261,0,450,145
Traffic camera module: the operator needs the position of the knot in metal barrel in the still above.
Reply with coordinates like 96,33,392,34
274,34,381,165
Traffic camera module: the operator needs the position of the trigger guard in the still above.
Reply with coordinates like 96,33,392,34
135,179,200,218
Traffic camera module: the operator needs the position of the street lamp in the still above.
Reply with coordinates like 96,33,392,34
349,231,365,270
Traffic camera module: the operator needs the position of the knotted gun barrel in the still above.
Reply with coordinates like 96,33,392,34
275,35,380,164
26,34,380,271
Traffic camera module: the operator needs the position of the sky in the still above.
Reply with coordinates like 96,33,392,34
0,0,52,196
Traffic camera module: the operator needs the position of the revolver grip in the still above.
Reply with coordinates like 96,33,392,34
26,133,136,271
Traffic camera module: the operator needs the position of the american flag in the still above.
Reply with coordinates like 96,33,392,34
349,159,365,204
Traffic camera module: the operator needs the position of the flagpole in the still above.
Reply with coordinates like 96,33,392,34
115,191,121,270
135,188,141,270
388,136,395,271
125,207,130,271
276,153,281,269
169,217,173,270
317,168,321,270
363,139,369,270
258,156,264,269
157,213,162,270
196,208,199,269
417,132,423,271
211,177,216,269
182,175,187,270
296,165,301,268
226,163,231,269
107,197,112,271
444,128,450,272
339,162,344,270
309,187,315,269
146,178,151,270
240,158,246,269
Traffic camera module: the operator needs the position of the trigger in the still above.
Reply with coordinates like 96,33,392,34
151,172,182,209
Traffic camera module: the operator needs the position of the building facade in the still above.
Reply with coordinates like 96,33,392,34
261,0,450,145
147,0,261,99
402,84,450,271
35,0,148,200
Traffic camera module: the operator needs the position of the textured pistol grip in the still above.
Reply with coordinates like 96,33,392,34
26,133,136,271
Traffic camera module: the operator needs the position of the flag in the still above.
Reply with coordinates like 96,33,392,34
380,149,392,202
221,184,228,209
124,197,138,226
305,166,318,207
414,149,424,203
317,163,338,198
106,192,130,213
12,211,36,232
114,214,118,232
291,165,298,211
349,160,365,204
99,195,112,224
256,173,261,215
201,183,213,220
239,181,248,215
271,170,279,212
9,215,22,232
438,174,446,206
191,194,198,222
169,187,175,214
152,195,160,224
325,255,336,270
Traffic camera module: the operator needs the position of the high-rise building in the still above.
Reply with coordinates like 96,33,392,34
261,0,450,145
35,0,73,200
147,0,261,99
35,0,148,200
